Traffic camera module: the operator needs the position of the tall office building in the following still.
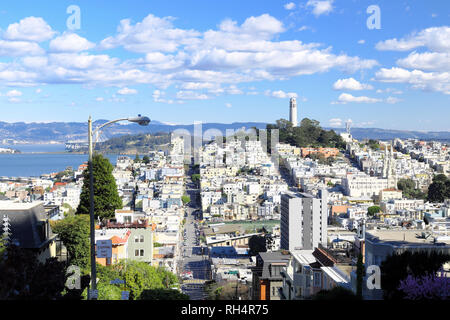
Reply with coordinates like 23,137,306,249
280,190,328,251
289,97,298,127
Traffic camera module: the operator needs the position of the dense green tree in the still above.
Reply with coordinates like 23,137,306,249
191,174,201,184
85,261,182,300
248,235,267,256
312,286,359,300
266,118,346,150
77,154,122,220
52,215,90,270
356,253,365,299
139,289,189,300
397,178,427,200
182,195,191,205
427,174,450,203
380,250,450,300
367,206,381,217
142,155,150,164
0,245,68,300
134,154,141,162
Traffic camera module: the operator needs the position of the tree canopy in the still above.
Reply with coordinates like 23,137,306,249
0,245,68,300
266,118,346,150
91,261,184,300
76,154,122,220
248,235,267,256
397,178,427,200
52,214,90,271
380,250,450,300
367,206,381,217
427,174,450,203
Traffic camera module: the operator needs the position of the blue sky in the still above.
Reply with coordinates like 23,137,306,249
0,0,449,131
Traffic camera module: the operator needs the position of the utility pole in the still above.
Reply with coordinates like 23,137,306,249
88,116,97,300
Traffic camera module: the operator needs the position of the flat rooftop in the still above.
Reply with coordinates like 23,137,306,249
0,201,44,210
366,229,450,246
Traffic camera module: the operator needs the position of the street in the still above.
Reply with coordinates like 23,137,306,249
179,165,210,300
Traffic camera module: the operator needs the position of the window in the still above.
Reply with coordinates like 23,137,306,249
140,249,144,256
313,272,322,287
140,235,144,243
135,236,139,243
135,249,139,257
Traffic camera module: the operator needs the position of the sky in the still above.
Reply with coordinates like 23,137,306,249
0,0,449,131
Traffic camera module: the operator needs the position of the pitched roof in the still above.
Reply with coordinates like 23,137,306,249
0,202,55,249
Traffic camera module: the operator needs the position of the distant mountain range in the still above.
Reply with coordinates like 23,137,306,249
0,120,449,144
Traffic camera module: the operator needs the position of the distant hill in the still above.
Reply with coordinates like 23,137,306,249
327,127,450,142
0,120,267,144
0,120,449,144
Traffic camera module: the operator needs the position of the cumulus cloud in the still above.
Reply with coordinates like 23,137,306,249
306,0,334,17
49,33,96,53
3,17,55,42
376,27,450,52
386,96,403,104
225,103,232,108
6,89,23,97
397,51,450,72
95,97,104,102
375,67,450,95
284,2,296,10
117,87,138,95
266,90,298,99
0,14,378,94
329,118,343,127
333,78,373,91
335,93,381,104
0,40,44,56
176,90,209,100
99,14,201,53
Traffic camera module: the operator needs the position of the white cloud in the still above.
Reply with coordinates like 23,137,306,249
358,40,365,44
49,33,96,53
284,2,296,10
267,90,298,99
99,14,201,53
8,97,21,103
0,13,378,93
225,103,232,108
333,78,373,91
375,67,450,95
176,90,209,100
336,93,381,104
0,40,44,56
397,51,450,72
3,17,55,42
376,27,450,52
35,88,42,94
6,89,22,97
117,87,138,95
329,118,343,127
306,0,334,17
298,26,310,32
386,96,403,104
95,97,104,102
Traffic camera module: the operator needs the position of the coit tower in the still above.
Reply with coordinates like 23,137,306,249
289,97,298,127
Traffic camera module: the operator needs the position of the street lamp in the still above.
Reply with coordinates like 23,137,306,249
87,114,150,300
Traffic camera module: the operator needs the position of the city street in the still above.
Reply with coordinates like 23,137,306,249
179,166,210,300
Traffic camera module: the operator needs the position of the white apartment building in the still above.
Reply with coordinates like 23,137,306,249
280,190,328,251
